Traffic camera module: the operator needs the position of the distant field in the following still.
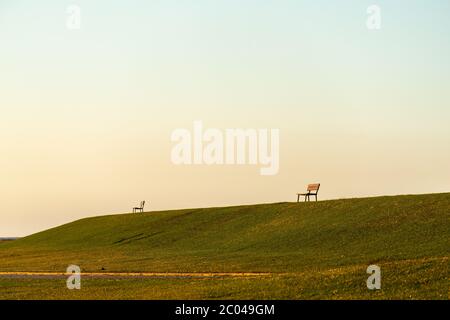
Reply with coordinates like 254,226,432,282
0,238,19,243
0,193,449,299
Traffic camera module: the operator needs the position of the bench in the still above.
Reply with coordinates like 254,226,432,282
133,201,145,213
297,183,320,202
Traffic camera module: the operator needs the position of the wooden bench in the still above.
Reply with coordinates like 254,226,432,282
297,184,320,202
133,201,145,213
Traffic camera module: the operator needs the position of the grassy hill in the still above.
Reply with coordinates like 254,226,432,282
0,193,449,299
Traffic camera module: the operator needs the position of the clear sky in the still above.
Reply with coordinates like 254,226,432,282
1,0,449,236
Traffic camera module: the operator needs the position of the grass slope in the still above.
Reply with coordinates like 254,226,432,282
0,193,449,299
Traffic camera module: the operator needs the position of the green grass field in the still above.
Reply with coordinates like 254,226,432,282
0,193,449,299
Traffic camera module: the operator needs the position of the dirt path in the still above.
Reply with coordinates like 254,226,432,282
0,271,272,279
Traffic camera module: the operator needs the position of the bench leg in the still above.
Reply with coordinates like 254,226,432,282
297,194,300,202
315,195,318,201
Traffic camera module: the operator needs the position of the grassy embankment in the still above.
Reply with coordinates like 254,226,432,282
0,193,448,299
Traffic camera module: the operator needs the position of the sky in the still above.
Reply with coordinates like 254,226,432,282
1,0,449,236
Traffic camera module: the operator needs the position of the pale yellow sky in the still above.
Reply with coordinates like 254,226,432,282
1,1,450,236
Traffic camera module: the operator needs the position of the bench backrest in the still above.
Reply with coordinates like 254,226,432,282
140,201,145,208
307,183,320,192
